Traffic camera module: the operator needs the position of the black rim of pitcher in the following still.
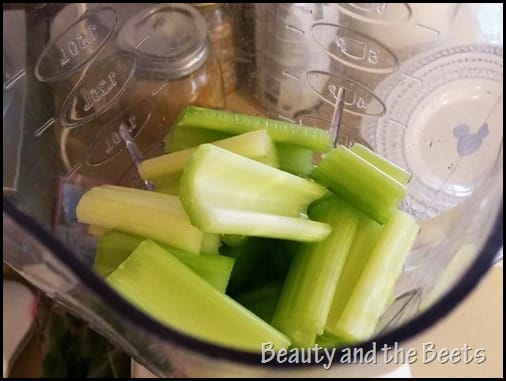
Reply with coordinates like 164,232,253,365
3,197,503,368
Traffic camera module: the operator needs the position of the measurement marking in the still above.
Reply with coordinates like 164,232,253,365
135,34,150,49
34,118,55,137
401,73,422,83
64,163,82,181
285,24,305,35
416,23,440,35
389,118,408,128
281,71,301,81
152,80,169,96
278,114,295,123
3,70,26,90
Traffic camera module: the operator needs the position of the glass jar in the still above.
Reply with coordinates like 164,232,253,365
45,4,224,186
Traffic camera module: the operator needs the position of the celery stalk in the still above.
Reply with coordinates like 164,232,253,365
169,106,332,152
94,231,233,292
271,196,360,347
141,130,279,180
276,144,314,176
166,127,230,152
311,146,406,224
179,144,330,242
325,210,419,342
76,186,203,254
351,143,411,184
200,233,221,255
106,240,290,351
325,215,383,336
152,173,181,195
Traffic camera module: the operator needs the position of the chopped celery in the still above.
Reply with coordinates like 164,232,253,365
235,281,284,323
76,186,203,254
106,240,290,351
271,195,360,347
325,210,419,342
351,143,411,185
152,173,181,195
311,146,406,224
316,334,347,349
179,144,330,241
276,144,315,176
94,231,233,292
166,127,230,153
221,234,248,248
168,106,332,152
141,130,279,180
200,233,221,255
325,215,383,336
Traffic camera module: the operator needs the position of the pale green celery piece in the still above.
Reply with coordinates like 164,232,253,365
326,210,420,342
93,231,234,292
152,173,181,195
106,240,291,351
179,144,330,241
171,106,332,152
222,234,248,248
311,146,407,224
200,233,221,255
141,130,279,180
316,334,347,349
76,186,203,254
276,144,315,176
325,215,383,335
271,196,360,347
166,127,230,153
351,143,411,185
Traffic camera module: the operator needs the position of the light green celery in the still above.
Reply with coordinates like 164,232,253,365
351,143,411,184
222,234,248,248
325,210,419,342
235,281,284,323
325,214,383,338
179,144,330,241
200,233,221,255
271,195,360,347
170,106,332,152
106,240,290,351
311,146,406,224
152,173,181,195
316,334,347,349
276,144,315,176
76,186,203,254
93,231,233,292
166,127,230,153
141,130,279,180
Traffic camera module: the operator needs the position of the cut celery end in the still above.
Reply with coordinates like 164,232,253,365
141,130,279,180
311,146,406,224
171,106,332,152
326,210,419,342
351,143,411,185
325,215,383,334
201,233,221,255
166,127,230,153
95,231,234,293
271,195,360,348
276,144,315,176
76,186,203,254
106,240,290,351
180,144,327,220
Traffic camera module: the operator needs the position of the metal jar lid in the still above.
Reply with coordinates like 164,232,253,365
117,3,210,80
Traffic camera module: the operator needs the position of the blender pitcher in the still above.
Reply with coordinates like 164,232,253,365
3,3,503,378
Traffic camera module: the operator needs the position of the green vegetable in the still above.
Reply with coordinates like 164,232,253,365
166,127,230,153
311,146,407,224
179,144,331,242
141,130,279,180
235,281,284,323
276,144,314,176
76,185,204,254
106,240,291,351
166,106,332,152
94,231,234,292
350,143,411,184
271,195,360,347
325,210,419,343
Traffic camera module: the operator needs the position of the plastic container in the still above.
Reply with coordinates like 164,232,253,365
2,3,503,378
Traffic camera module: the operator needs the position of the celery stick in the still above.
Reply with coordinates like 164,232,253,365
316,334,347,349
271,195,360,347
166,126,230,152
142,130,279,180
276,144,314,176
76,186,203,254
351,143,411,184
200,233,221,255
311,146,406,224
94,231,234,292
169,106,332,152
106,240,290,351
179,144,330,241
222,234,248,248
325,210,419,342
235,281,284,323
325,215,383,337
152,173,181,195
